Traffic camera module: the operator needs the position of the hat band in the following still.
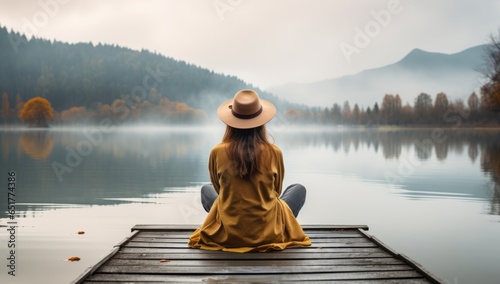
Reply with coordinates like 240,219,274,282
231,106,263,119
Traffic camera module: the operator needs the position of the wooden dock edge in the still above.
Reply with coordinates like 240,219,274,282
71,230,140,284
357,228,446,284
71,224,369,283
72,224,446,283
130,224,370,232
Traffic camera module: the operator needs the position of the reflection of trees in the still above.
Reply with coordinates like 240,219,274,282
468,142,479,163
57,130,205,163
480,143,500,215
434,142,448,161
2,133,10,158
492,185,500,216
19,131,55,160
381,133,402,159
414,139,433,160
275,128,500,165
275,128,500,215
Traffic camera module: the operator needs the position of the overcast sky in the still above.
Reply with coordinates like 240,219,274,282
1,0,499,89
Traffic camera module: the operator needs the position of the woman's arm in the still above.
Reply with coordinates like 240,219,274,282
274,146,285,196
208,148,220,194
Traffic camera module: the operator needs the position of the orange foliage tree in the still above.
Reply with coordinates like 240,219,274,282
19,97,54,127
60,106,91,124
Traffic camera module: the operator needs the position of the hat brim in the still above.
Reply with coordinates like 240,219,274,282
217,99,276,129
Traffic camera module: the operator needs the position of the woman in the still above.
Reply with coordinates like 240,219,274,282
188,89,311,253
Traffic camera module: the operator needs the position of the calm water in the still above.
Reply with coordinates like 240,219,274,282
0,125,499,283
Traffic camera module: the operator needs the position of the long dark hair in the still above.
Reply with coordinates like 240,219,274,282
222,125,273,179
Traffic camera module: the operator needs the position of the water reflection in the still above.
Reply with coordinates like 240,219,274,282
275,128,500,215
0,127,218,219
480,143,500,215
18,131,55,160
1,127,499,217
274,128,498,164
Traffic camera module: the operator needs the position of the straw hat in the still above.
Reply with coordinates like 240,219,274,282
217,90,276,129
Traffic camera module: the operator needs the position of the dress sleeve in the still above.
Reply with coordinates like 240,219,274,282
208,147,220,194
274,146,285,196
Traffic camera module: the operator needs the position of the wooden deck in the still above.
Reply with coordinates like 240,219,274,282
73,225,444,283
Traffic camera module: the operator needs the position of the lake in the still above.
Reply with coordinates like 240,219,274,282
0,125,499,284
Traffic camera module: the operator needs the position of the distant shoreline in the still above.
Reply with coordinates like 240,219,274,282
2,123,500,132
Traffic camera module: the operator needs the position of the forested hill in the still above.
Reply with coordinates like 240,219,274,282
0,26,287,113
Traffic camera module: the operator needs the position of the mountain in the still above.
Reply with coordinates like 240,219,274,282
267,45,489,108
0,26,290,115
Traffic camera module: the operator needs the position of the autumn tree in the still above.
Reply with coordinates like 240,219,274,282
110,99,130,122
372,102,380,124
480,30,500,111
381,94,402,124
284,108,303,122
414,93,432,123
400,103,414,124
331,103,342,123
433,92,449,123
15,94,24,114
19,97,54,127
342,101,351,124
467,92,480,112
60,106,92,124
352,104,360,124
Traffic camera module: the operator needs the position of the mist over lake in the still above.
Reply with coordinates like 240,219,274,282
1,2,500,282
0,126,499,283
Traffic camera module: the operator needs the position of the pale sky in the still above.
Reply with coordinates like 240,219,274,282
1,0,499,89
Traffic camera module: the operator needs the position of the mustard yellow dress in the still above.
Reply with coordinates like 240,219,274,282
188,143,311,253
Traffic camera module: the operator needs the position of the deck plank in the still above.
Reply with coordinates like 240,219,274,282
115,251,395,260
97,264,414,274
85,271,427,282
105,257,406,266
73,225,444,284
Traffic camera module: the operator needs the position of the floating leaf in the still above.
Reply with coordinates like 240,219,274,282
67,256,81,262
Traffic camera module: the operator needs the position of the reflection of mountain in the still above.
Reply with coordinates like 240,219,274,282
18,131,55,160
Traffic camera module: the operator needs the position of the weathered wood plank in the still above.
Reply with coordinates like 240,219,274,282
105,257,406,267
85,278,431,284
97,264,414,274
75,225,444,283
129,236,366,244
85,270,425,282
85,279,431,284
120,246,387,253
131,224,370,232
115,250,394,260
114,247,392,259
136,231,365,238
122,241,377,249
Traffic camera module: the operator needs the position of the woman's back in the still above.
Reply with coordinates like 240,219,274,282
188,90,310,252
